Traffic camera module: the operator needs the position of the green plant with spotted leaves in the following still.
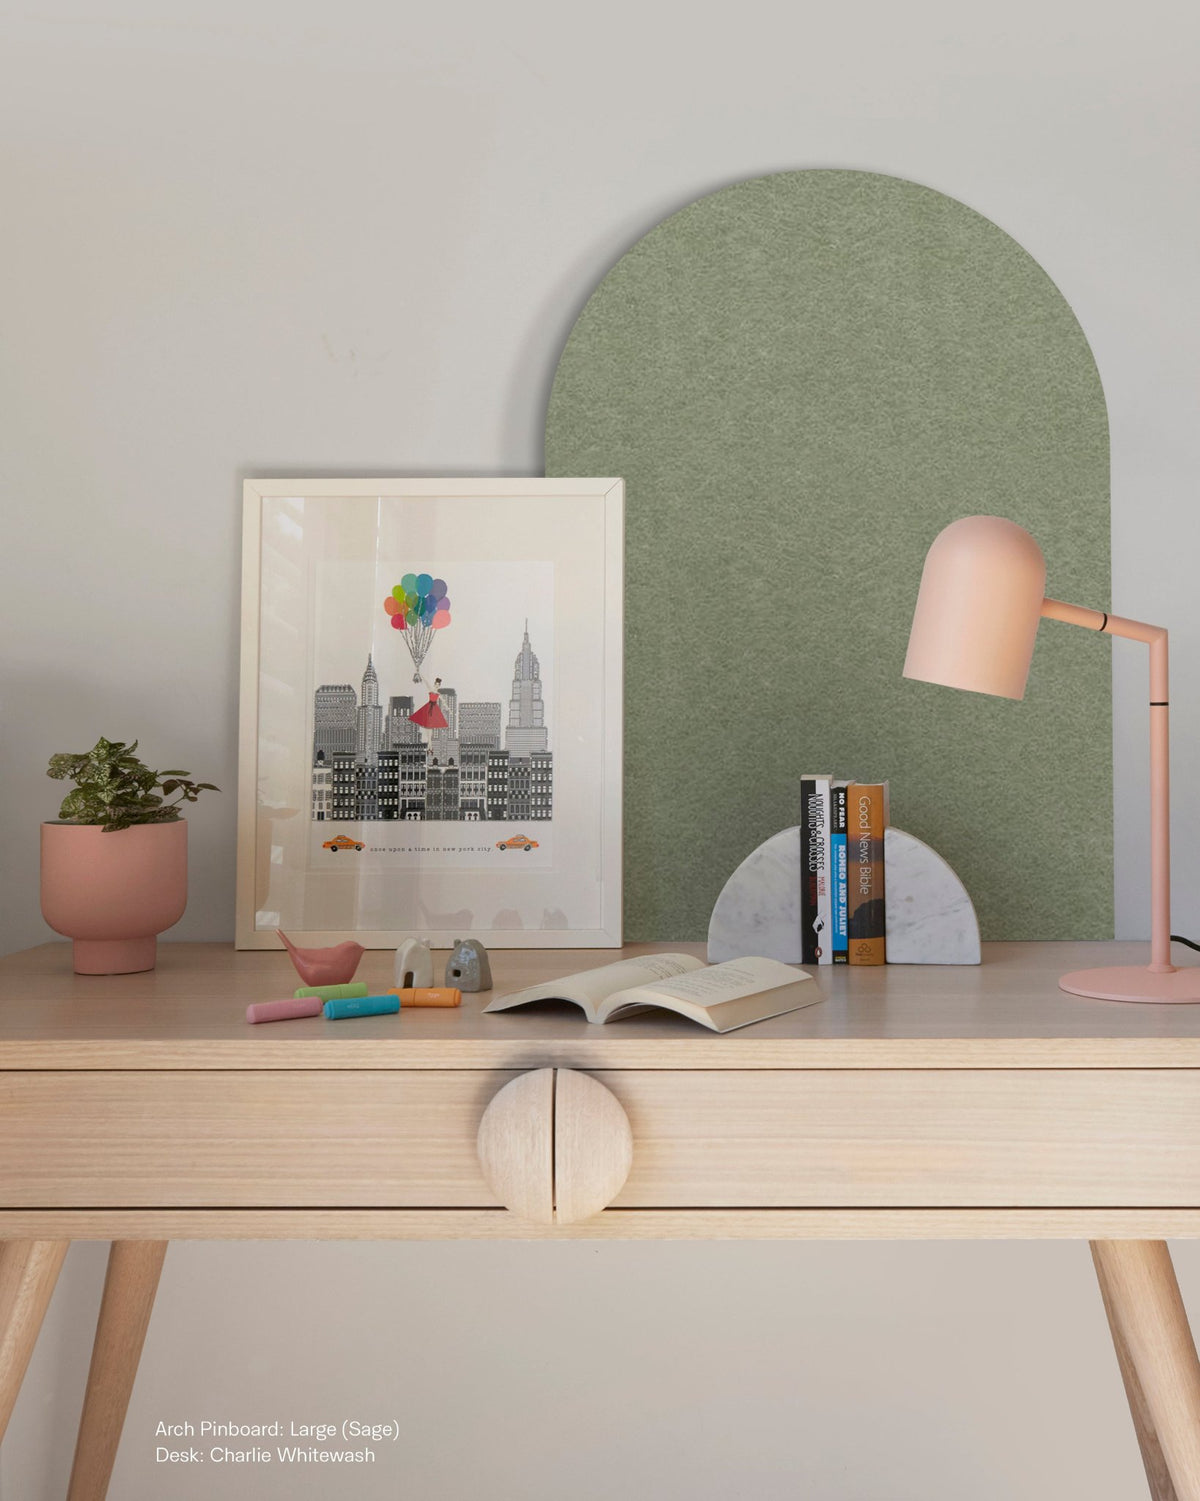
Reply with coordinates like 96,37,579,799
47,737,218,833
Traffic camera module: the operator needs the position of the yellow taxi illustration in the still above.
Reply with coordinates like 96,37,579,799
323,834,365,852
496,834,539,852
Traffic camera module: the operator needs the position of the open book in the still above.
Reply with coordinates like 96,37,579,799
483,953,819,1032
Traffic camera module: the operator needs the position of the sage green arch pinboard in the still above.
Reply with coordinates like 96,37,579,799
545,170,1112,942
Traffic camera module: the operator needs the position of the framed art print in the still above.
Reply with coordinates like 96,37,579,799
236,479,623,948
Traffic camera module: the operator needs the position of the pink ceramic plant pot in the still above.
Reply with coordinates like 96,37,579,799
40,821,188,974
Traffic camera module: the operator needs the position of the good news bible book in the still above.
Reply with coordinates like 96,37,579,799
483,954,819,1032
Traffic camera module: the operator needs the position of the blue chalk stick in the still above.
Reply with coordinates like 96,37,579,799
323,994,401,1021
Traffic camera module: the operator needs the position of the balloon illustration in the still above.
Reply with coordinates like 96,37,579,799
384,572,452,680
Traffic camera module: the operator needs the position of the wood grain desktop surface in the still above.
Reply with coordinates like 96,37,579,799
2,941,1200,1070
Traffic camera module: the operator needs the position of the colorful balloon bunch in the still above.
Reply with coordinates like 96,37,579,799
384,573,451,677
384,573,451,632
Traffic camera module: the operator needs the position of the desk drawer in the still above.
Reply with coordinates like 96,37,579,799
0,1072,512,1208
4,1068,1199,1213
599,1069,1200,1208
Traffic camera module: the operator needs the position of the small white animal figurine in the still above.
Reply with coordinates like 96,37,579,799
393,937,434,990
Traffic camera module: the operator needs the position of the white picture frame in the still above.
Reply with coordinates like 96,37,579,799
236,478,624,948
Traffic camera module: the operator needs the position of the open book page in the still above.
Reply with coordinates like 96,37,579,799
596,956,818,1031
483,952,705,1019
627,956,803,1006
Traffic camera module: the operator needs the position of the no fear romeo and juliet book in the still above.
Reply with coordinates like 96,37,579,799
484,953,820,1032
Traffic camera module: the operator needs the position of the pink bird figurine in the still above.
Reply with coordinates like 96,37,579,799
276,930,365,987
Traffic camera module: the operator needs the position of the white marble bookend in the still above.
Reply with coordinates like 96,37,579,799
707,824,980,966
707,827,803,964
883,827,981,965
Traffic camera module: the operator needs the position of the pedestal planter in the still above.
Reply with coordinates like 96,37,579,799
40,821,188,974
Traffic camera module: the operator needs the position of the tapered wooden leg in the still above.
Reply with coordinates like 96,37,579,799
1092,1241,1200,1501
67,1241,167,1501
1093,1243,1179,1500
0,1240,68,1444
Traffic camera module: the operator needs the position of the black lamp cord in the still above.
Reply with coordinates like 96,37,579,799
1172,935,1200,953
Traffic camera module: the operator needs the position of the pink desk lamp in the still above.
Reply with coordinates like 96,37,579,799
904,514,1196,1003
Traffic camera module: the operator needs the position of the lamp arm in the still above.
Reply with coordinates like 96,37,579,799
1041,597,1172,973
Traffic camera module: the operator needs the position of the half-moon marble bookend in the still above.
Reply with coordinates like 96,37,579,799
707,826,980,966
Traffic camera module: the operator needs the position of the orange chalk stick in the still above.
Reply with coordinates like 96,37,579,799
388,986,462,1008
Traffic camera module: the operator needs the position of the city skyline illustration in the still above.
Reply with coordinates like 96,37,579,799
310,623,553,824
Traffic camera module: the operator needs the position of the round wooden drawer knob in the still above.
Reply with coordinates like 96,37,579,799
477,1068,633,1225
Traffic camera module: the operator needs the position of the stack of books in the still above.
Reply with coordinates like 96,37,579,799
801,777,889,967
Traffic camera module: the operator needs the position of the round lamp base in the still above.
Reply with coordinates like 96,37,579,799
1059,965,1200,1005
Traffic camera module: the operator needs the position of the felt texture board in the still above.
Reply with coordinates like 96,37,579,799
545,170,1113,942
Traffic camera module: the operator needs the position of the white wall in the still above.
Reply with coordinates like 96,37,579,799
2,1,1198,1495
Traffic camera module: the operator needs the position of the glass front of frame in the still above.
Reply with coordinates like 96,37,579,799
239,482,623,947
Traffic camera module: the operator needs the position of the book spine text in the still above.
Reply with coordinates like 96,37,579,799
800,778,815,965
847,782,888,965
800,776,830,965
814,776,832,965
831,782,849,964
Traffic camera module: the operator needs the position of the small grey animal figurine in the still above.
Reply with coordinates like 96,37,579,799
445,937,492,993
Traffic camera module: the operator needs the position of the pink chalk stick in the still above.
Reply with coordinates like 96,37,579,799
246,996,325,1025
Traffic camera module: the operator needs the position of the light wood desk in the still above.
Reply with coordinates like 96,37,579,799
3,939,1200,1499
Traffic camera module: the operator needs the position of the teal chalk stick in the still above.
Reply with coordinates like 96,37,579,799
323,994,401,1021
294,981,369,1001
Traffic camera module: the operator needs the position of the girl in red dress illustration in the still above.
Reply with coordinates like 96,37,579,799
409,676,449,730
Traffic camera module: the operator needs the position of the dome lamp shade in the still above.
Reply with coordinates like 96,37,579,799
903,516,1047,701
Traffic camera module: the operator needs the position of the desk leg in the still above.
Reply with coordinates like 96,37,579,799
66,1240,167,1501
1092,1240,1200,1501
0,1240,69,1444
